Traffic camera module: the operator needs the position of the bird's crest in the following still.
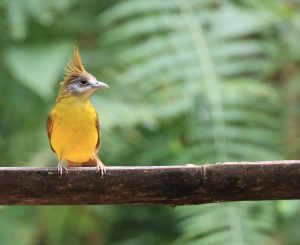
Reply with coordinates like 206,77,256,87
62,46,88,84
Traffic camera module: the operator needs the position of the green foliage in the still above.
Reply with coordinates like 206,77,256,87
175,202,277,245
98,1,290,244
0,0,300,244
0,207,37,245
5,42,72,99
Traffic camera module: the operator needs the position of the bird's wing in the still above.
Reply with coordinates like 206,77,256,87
95,112,101,153
46,114,56,153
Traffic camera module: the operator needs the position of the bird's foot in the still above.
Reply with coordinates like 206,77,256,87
96,159,107,178
57,163,68,178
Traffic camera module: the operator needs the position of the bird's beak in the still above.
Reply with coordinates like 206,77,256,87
91,81,109,89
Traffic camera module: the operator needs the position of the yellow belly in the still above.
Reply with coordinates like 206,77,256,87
50,98,99,163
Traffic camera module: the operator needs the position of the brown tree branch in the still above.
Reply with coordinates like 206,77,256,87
0,160,300,205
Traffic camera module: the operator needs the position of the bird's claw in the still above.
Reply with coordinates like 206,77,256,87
57,163,68,178
96,163,107,178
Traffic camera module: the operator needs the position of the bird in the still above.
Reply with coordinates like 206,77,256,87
47,46,109,176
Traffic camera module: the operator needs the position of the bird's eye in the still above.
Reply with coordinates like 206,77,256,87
79,80,87,86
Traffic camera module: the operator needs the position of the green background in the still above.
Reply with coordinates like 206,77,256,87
0,0,300,244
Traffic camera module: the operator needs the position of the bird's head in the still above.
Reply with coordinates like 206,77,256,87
58,47,108,99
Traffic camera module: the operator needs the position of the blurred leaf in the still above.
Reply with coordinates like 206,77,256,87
0,207,36,245
5,42,72,99
277,200,300,218
174,202,277,245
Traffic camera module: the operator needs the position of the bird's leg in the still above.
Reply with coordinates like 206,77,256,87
57,159,68,178
94,154,107,178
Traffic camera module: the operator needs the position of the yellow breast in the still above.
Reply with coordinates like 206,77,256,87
50,97,99,163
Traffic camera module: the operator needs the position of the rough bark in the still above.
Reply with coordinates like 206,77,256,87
0,160,299,205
